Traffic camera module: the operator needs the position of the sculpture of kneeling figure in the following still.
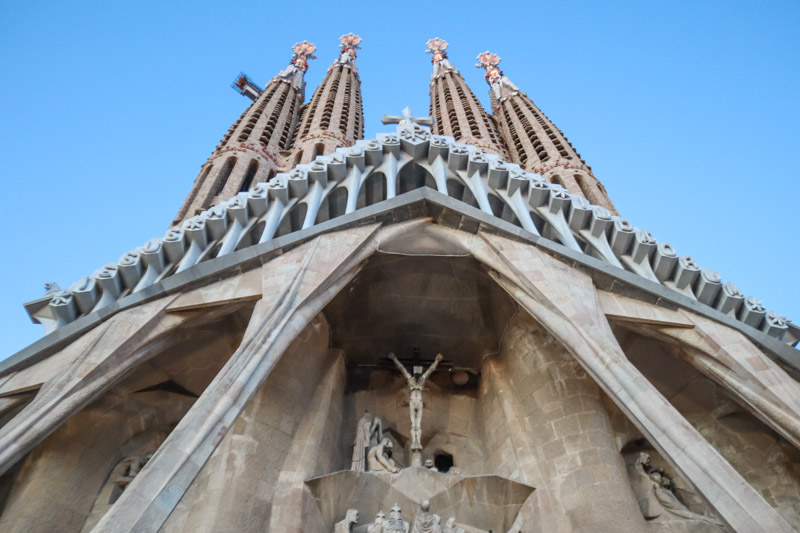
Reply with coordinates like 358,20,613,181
368,438,400,473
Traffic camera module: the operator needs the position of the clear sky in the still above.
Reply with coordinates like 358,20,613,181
0,1,798,359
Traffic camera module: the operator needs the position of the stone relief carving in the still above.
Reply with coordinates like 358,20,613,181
631,452,724,530
412,500,442,533
334,508,360,532
368,437,399,473
389,352,443,464
424,459,438,472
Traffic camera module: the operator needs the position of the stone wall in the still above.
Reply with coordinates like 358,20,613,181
481,311,646,533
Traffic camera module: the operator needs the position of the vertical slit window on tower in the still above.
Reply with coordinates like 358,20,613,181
214,157,237,196
239,160,259,192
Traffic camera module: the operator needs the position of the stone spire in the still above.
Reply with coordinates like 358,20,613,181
426,38,506,157
172,42,316,225
476,51,617,213
289,33,365,165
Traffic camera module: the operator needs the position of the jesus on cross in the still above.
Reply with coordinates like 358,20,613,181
388,352,443,466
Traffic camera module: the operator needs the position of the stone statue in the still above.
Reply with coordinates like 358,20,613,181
368,511,387,533
424,459,438,472
650,470,723,528
389,352,443,462
334,508,360,532
631,452,723,529
113,453,152,491
443,517,464,533
352,410,382,471
412,500,442,533
368,437,399,473
384,504,410,533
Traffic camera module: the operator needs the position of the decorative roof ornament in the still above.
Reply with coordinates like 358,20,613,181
476,51,521,101
275,41,317,89
290,40,317,72
382,106,434,143
337,33,362,62
43,282,60,296
426,37,455,78
331,33,361,74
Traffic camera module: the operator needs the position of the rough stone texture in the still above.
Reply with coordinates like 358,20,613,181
480,313,644,532
161,315,339,532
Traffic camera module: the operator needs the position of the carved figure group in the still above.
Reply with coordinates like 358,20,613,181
337,502,463,533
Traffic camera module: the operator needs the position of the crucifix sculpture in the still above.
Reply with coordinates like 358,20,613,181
388,352,443,466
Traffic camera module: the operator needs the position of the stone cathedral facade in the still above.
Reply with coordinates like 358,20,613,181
1,35,799,533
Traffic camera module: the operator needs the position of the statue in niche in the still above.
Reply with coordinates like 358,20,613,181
111,453,152,501
389,353,443,464
632,452,724,529
384,504,410,533
412,500,442,533
368,511,387,533
443,517,464,533
368,437,400,473
334,508,360,532
352,410,383,471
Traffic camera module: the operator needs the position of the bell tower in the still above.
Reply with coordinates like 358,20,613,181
476,51,617,212
289,33,365,166
172,42,316,226
425,38,506,157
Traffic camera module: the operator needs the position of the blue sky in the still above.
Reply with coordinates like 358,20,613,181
0,1,798,358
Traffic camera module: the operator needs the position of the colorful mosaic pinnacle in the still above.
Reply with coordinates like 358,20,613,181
289,41,316,72
338,33,362,54
475,51,503,85
425,37,450,65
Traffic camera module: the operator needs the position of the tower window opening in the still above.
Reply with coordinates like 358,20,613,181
214,157,238,196
239,160,259,192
